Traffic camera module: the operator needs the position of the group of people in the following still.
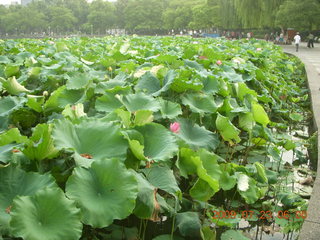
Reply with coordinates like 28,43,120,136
293,32,315,52
264,32,287,44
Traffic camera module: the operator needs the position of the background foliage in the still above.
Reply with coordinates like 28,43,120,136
0,0,320,35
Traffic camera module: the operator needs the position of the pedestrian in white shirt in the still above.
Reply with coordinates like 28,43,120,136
294,32,301,52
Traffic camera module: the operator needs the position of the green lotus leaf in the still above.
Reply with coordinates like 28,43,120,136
122,130,147,161
0,55,11,64
216,113,241,144
178,148,221,194
190,179,215,202
23,124,59,161
202,76,220,94
239,112,255,132
237,174,260,204
0,128,29,146
218,98,241,114
66,72,91,90
142,164,181,198
254,162,268,184
135,72,160,94
10,187,82,240
26,95,45,113
221,230,250,240
0,144,18,164
135,123,178,161
0,76,29,95
0,128,30,164
0,96,25,117
53,118,128,167
234,82,257,101
219,71,243,83
95,92,123,113
0,166,57,233
201,226,216,240
218,79,230,97
62,104,87,123
289,113,304,122
184,59,205,71
135,70,175,96
181,93,217,114
10,108,37,129
251,102,270,126
115,109,131,128
177,118,219,150
158,99,182,119
134,110,153,126
219,171,237,191
170,73,203,92
66,158,138,228
121,92,161,112
44,86,85,113
133,172,159,220
265,169,277,184
284,139,296,150
176,212,201,237
4,65,19,78
55,42,69,52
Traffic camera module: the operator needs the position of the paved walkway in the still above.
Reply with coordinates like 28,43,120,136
281,43,320,240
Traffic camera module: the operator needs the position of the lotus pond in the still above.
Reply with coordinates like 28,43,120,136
0,36,316,240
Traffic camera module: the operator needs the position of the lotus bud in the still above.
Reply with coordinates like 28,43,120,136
170,122,180,133
43,91,48,97
256,48,262,51
108,66,113,71
216,60,222,65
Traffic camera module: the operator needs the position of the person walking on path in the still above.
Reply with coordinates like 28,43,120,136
307,33,314,48
294,32,301,52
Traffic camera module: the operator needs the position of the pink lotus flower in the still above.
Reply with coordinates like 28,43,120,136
170,122,180,133
216,60,222,65
256,48,262,51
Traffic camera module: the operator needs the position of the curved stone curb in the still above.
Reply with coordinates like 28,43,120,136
282,45,320,240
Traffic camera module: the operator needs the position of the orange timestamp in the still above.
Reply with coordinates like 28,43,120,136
211,210,307,220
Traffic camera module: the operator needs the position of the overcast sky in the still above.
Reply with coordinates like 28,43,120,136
0,0,18,4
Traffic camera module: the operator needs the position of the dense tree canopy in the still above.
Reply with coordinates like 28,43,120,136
0,0,319,35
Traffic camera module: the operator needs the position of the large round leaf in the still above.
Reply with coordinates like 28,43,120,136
133,172,159,220
181,93,217,114
135,70,175,96
0,166,57,233
44,86,85,113
158,99,182,119
216,113,241,144
0,128,29,164
0,96,25,117
176,118,219,150
53,118,128,167
121,92,160,112
95,92,123,113
66,158,138,228
134,123,178,161
10,187,82,240
176,212,201,237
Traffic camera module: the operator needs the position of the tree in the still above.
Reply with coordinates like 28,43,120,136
0,5,8,34
114,0,128,29
276,0,320,30
48,6,77,32
124,0,165,33
64,0,89,30
87,0,116,34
